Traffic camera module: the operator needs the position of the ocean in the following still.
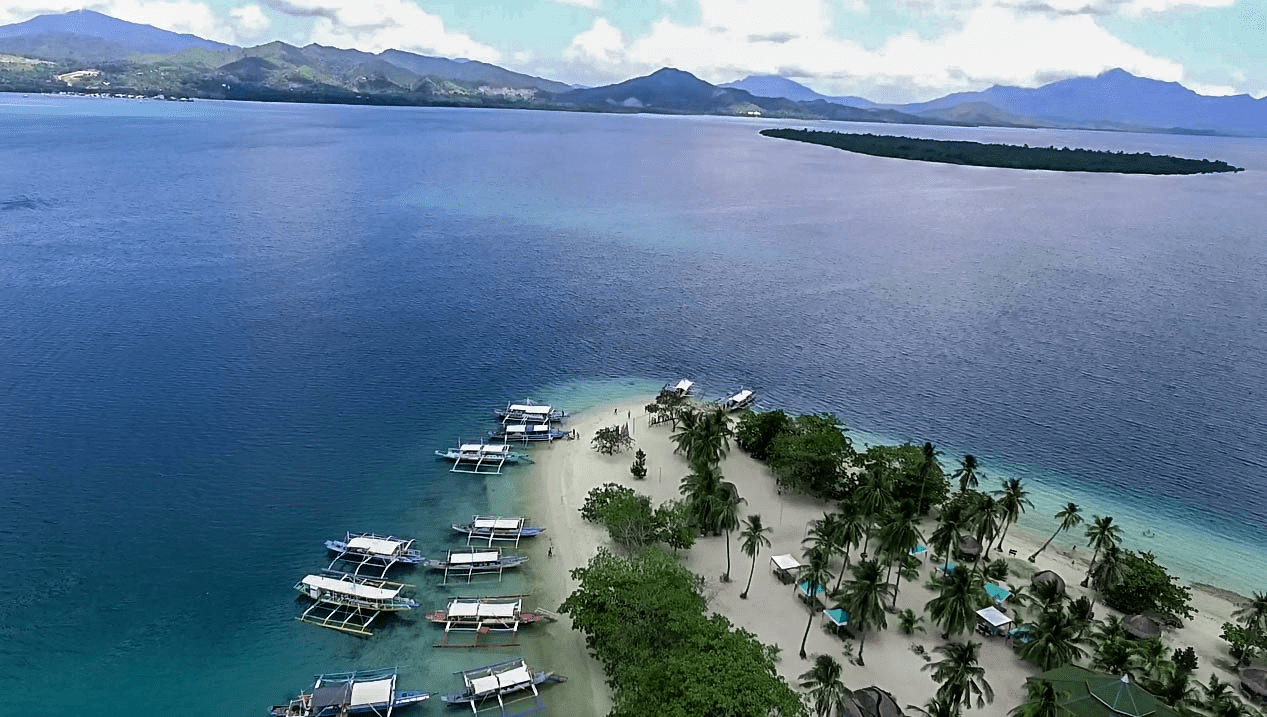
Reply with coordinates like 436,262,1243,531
1,94,1264,716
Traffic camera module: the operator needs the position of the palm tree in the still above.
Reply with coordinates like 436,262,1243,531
670,406,733,466
739,514,772,599
836,559,893,665
1081,515,1123,587
930,515,962,577
1010,679,1062,717
952,454,981,494
1090,544,1126,591
877,511,923,608
718,483,746,582
1067,595,1095,639
911,441,943,515
908,696,961,717
798,654,852,717
670,407,703,459
832,499,867,589
1233,591,1267,634
804,512,847,586
924,640,994,710
899,608,926,635
1028,503,1083,563
1019,604,1087,671
969,495,1002,562
993,477,1034,551
799,546,836,659
927,566,986,638
854,465,894,556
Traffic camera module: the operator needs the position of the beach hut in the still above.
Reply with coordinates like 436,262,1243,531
984,582,1012,605
1122,614,1161,640
822,608,850,635
957,535,982,561
1026,666,1180,717
976,606,1013,637
770,554,803,584
840,687,903,717
908,544,928,561
934,561,957,579
796,579,828,607
1031,570,1066,595
1240,667,1267,702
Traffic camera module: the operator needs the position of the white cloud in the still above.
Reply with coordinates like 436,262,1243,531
261,0,500,60
549,0,601,8
228,4,270,39
564,17,626,67
0,1,271,45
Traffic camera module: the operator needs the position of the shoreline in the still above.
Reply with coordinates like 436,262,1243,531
520,393,1251,714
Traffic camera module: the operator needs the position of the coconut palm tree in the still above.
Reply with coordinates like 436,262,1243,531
1067,595,1095,639
1029,503,1083,563
679,459,723,532
836,558,893,665
930,515,962,577
718,483,746,582
1090,544,1126,592
1009,680,1062,717
878,511,923,608
799,546,836,659
854,465,894,556
670,406,733,466
1081,515,1123,587
798,654,852,717
899,608,927,635
1233,591,1267,634
924,640,994,710
907,696,961,717
993,477,1033,551
1019,604,1087,671
952,455,981,494
968,495,1002,562
832,499,867,589
670,407,703,459
804,512,847,583
739,514,772,599
927,566,987,638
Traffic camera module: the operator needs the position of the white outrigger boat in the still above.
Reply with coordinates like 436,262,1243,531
325,532,423,576
435,443,531,475
295,570,418,636
441,658,566,716
719,388,755,412
426,595,556,648
488,423,572,443
494,401,567,424
425,548,529,585
451,516,544,547
664,379,694,397
270,666,430,716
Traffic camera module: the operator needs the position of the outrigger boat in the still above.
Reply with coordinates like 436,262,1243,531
441,658,566,716
488,424,572,443
325,532,423,577
295,570,418,636
663,379,694,397
270,666,430,717
426,595,556,648
719,388,755,412
451,516,544,547
425,548,528,585
435,443,530,475
494,401,567,424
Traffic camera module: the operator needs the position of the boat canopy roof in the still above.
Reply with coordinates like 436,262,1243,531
349,677,395,707
348,536,405,556
729,389,753,403
469,665,532,695
508,404,552,414
450,551,500,565
302,574,402,601
770,554,802,571
473,518,523,530
448,599,520,619
460,444,510,454
503,424,551,434
312,684,352,712
674,379,693,392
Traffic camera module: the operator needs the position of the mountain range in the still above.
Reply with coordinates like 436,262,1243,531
2,9,1265,136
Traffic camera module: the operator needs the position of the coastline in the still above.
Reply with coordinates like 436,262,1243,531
520,394,1249,715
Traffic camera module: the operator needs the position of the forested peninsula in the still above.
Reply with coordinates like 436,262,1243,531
761,128,1244,175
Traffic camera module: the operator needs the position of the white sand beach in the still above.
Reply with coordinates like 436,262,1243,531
520,395,1248,716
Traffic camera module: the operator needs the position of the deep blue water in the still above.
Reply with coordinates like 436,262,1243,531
1,94,1266,716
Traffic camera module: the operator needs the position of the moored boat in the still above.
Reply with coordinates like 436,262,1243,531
325,532,423,576
269,667,430,716
294,570,418,636
441,658,566,716
664,379,694,397
719,388,755,412
434,443,531,474
426,595,555,647
451,516,544,546
494,400,567,424
488,423,573,443
425,548,529,585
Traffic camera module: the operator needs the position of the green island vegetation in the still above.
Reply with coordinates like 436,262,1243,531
760,128,1244,175
571,394,1267,716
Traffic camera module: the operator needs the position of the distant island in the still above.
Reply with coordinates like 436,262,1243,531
760,128,1244,175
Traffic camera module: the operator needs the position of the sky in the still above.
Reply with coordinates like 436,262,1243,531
1,0,1264,102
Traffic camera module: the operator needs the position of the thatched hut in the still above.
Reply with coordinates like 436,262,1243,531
1122,614,1161,640
956,535,982,561
1031,570,1066,595
1240,667,1267,702
841,687,904,717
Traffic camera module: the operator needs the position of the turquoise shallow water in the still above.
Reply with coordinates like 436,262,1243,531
1,94,1266,715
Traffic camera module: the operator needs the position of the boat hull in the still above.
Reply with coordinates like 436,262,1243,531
324,540,425,565
451,525,545,539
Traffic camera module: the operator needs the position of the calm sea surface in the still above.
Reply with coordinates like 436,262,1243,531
1,95,1265,716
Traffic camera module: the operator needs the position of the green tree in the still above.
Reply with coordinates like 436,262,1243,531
1009,679,1063,717
1219,622,1263,667
908,696,961,717
952,454,981,494
592,425,634,454
803,512,848,587
927,566,987,638
1019,604,1087,671
877,511,923,608
799,546,836,659
1081,515,1123,587
899,608,926,635
630,448,648,479
671,406,733,466
1090,544,1127,592
654,499,697,553
836,559,892,665
680,459,724,533
1029,503,1083,563
853,465,894,556
832,499,867,586
769,414,855,498
925,640,994,711
860,442,948,516
734,409,792,462
930,514,962,577
968,495,1002,562
798,654,852,717
719,483,746,582
1100,550,1194,623
1233,591,1267,635
739,514,773,599
993,478,1033,551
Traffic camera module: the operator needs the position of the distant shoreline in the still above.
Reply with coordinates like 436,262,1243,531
762,127,1245,174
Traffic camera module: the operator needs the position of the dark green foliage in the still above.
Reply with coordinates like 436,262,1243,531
1219,622,1263,667
1100,550,1194,623
560,548,804,717
580,483,695,551
768,413,855,498
580,483,638,523
1172,646,1198,674
654,500,697,553
1020,604,1087,671
983,559,1009,581
860,443,949,516
760,128,1244,174
734,409,792,462
592,425,634,454
630,448,648,479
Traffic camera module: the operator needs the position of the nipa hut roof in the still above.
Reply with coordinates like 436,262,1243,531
1240,667,1267,699
1121,614,1161,640
1031,570,1066,594
840,687,904,717
957,535,982,559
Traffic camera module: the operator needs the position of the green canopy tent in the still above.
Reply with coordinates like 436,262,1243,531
1028,665,1180,717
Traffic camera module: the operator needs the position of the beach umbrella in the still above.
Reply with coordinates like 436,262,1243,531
1029,665,1180,717
1121,614,1161,640
957,535,982,560
1031,570,1066,595
1240,667,1267,701
840,686,903,717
